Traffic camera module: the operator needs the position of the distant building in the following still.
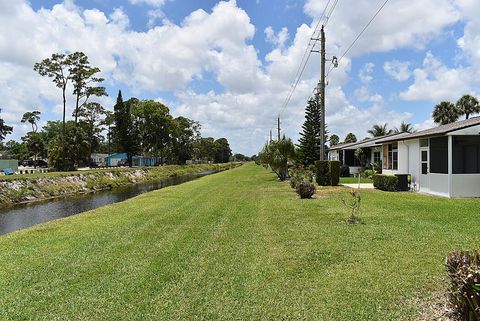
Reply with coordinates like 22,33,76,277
105,153,159,167
91,153,109,167
0,160,18,173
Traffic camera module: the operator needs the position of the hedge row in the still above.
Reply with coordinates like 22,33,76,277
372,174,398,192
315,160,340,186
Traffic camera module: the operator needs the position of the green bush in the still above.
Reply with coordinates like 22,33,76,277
295,181,316,199
315,161,330,186
314,160,340,186
363,169,375,178
446,250,480,321
329,161,340,186
372,174,398,192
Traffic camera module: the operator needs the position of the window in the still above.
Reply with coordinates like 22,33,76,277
373,151,381,164
344,149,361,166
421,150,427,162
453,136,480,174
420,150,429,175
387,143,398,170
420,139,429,147
430,136,448,174
422,163,428,174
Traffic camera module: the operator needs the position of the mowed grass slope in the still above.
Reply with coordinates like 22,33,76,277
0,163,479,320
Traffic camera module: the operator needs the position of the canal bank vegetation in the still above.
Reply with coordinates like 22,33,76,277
0,163,240,206
0,51,238,172
1,163,480,319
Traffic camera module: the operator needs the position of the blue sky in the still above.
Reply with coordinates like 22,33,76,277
1,0,479,155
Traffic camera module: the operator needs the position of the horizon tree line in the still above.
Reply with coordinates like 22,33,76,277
0,51,232,170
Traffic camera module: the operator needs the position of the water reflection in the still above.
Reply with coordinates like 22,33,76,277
0,170,216,235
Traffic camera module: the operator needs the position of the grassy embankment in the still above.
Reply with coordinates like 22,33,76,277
0,163,238,206
0,163,479,319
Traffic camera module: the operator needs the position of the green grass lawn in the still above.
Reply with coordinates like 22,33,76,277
340,176,373,184
0,163,478,319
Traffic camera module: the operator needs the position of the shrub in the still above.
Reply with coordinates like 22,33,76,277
446,250,480,321
315,160,330,186
329,161,341,186
314,160,340,186
372,174,398,191
372,160,382,174
363,169,375,178
295,181,316,199
289,166,314,189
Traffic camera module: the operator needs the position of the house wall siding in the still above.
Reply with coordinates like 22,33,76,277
427,173,449,197
451,174,480,197
407,140,420,185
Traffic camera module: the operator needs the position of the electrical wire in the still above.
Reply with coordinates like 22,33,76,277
278,0,334,118
326,0,390,78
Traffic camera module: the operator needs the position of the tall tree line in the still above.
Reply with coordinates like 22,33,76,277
0,52,232,169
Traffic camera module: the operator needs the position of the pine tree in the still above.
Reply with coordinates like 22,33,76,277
297,98,327,165
114,90,137,167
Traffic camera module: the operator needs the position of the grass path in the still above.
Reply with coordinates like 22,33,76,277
0,163,479,319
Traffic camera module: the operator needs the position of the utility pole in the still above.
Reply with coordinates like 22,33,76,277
269,129,272,143
277,116,281,141
319,25,326,161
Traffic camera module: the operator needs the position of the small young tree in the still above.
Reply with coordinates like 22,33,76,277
258,136,295,181
342,189,361,224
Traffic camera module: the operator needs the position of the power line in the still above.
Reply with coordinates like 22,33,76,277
327,0,390,78
278,0,334,118
323,0,339,27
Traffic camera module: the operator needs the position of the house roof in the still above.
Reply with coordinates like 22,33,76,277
328,141,358,151
377,116,480,143
329,132,408,151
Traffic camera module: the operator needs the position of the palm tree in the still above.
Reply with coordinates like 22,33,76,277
344,132,357,143
456,94,480,120
21,111,41,133
367,123,392,137
394,121,415,134
432,101,459,125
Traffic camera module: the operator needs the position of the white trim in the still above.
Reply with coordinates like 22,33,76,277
448,135,453,198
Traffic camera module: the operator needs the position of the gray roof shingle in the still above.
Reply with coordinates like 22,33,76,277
377,116,480,143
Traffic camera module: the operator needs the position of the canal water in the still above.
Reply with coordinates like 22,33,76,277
0,170,216,235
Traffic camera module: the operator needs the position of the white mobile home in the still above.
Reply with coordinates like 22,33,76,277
328,134,404,175
377,117,480,198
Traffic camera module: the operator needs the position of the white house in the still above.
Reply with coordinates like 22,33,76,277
377,117,480,198
90,153,109,167
328,134,404,175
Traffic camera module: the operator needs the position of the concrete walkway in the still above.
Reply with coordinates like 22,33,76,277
342,183,375,189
